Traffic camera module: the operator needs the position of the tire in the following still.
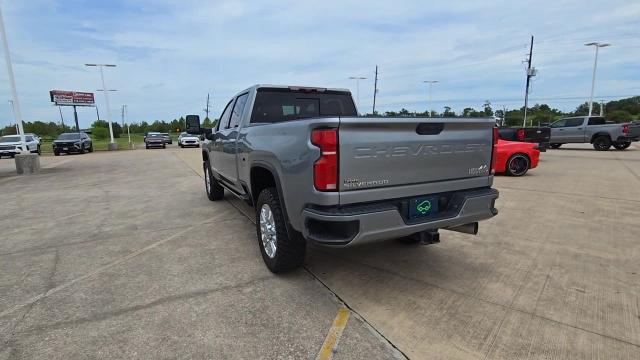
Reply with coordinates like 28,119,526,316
54,150,60,156
146,144,149,149
37,145,41,155
88,144,93,153
204,160,224,201
613,141,631,150
505,153,530,176
549,143,562,149
162,144,166,149
592,136,611,151
79,145,85,154
255,187,306,273
179,144,183,148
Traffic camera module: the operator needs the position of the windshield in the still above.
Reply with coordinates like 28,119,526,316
0,136,21,143
250,88,357,124
57,133,81,140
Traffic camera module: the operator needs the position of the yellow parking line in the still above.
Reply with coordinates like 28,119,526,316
316,308,350,360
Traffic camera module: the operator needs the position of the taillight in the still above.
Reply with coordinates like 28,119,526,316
516,129,525,141
311,129,338,191
491,127,499,174
622,124,629,135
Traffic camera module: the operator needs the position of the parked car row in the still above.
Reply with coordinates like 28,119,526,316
143,131,200,149
499,116,639,152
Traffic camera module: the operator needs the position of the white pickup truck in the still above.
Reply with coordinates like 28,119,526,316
549,116,640,150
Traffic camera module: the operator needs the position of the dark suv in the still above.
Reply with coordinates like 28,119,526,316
53,132,93,155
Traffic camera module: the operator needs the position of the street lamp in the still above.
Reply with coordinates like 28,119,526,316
85,63,117,150
422,80,439,117
585,42,610,116
349,76,366,114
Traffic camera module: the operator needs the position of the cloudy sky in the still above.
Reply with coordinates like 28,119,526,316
0,0,639,128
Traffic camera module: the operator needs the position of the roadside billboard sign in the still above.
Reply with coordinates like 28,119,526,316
49,90,95,106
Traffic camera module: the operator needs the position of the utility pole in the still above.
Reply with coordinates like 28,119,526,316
121,104,127,134
585,42,611,116
203,93,211,121
502,105,507,126
372,65,378,115
599,100,605,117
522,35,535,128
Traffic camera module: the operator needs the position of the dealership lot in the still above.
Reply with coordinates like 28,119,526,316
1,145,639,359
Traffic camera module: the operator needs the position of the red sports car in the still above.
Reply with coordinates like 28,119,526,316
494,139,540,176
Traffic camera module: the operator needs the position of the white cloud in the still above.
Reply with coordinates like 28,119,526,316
0,0,638,128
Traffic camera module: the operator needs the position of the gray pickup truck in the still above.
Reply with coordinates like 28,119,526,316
549,116,640,150
187,85,499,272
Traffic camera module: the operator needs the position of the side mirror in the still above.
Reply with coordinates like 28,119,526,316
186,115,201,134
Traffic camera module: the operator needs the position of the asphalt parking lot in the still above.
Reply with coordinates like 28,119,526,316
1,143,639,359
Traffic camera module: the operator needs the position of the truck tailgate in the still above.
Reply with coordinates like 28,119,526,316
338,117,495,195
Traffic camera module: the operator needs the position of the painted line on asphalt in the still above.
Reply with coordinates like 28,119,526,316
316,308,350,360
0,215,230,319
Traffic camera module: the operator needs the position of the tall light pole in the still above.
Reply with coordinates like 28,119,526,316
349,76,366,113
422,80,439,117
96,88,116,127
86,63,117,149
0,5,27,151
8,99,17,132
585,42,610,116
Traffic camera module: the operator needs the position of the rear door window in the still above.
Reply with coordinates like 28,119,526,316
587,117,606,125
218,100,234,130
250,88,357,124
228,93,249,129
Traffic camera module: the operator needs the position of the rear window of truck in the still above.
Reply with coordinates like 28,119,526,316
250,88,357,123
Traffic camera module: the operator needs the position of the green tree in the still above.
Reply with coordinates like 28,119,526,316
443,106,456,117
91,127,109,140
607,110,632,123
482,101,493,117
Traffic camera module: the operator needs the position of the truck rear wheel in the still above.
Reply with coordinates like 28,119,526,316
613,141,631,150
592,136,611,151
204,161,224,201
255,187,305,273
549,143,562,149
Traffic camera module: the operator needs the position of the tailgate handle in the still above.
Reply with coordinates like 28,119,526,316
416,123,444,135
